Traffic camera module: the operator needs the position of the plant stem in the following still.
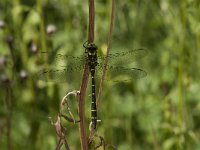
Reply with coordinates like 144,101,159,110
78,0,95,149
37,0,48,65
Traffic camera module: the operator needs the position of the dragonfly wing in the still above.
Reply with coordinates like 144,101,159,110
36,65,84,83
96,65,147,82
37,52,86,83
40,52,85,67
98,48,148,65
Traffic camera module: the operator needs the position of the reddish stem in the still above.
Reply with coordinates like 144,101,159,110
78,0,95,149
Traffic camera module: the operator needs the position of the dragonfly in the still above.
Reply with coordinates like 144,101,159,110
38,41,148,129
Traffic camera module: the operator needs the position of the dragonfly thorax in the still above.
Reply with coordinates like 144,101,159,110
86,43,97,53
85,43,98,68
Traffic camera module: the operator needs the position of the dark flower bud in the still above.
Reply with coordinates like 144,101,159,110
46,24,56,36
0,74,11,86
0,56,7,70
5,36,14,51
19,70,28,80
0,20,5,29
29,41,38,54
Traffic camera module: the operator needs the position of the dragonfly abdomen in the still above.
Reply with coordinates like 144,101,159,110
86,42,98,129
90,69,97,129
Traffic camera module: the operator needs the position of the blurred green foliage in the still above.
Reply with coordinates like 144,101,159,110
0,0,200,150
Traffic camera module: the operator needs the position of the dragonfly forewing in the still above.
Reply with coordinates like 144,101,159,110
97,48,148,65
37,65,85,83
40,52,86,67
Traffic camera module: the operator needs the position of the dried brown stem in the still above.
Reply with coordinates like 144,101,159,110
78,67,89,150
88,0,95,43
50,116,70,150
96,0,116,108
78,0,95,149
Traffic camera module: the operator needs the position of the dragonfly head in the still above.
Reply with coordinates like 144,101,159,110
83,41,98,53
87,43,97,53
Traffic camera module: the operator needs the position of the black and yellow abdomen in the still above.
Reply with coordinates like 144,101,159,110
85,42,98,129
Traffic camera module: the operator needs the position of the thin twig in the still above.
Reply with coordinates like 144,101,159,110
88,0,95,43
96,0,116,108
5,36,15,150
6,87,12,150
50,115,70,150
60,90,80,123
78,0,95,150
78,66,89,150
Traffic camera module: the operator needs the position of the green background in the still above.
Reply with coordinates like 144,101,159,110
0,0,200,149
